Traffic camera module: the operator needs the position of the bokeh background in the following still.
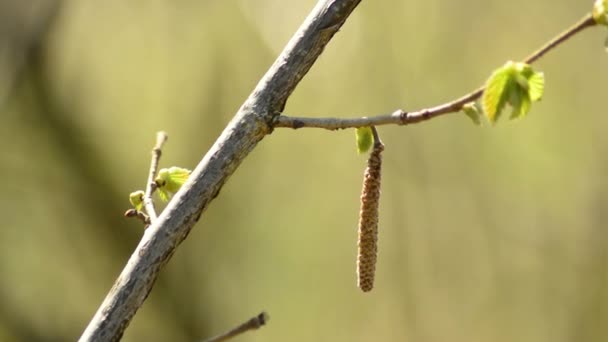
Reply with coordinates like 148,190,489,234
1,0,608,341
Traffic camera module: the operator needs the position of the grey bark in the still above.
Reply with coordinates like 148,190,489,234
79,0,362,341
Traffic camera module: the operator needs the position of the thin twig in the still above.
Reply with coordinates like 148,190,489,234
274,14,597,131
524,14,597,64
142,131,168,222
202,312,269,342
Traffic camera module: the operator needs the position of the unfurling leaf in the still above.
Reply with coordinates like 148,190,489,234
527,71,545,101
462,102,481,126
482,61,544,123
129,190,145,211
155,166,191,202
508,86,531,119
482,62,513,123
355,127,374,154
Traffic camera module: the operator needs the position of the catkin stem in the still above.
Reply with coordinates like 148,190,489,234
357,131,384,292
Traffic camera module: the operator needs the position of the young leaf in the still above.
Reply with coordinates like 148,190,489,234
508,86,532,119
155,166,191,202
157,187,170,202
593,0,608,26
527,71,545,101
482,61,514,123
483,61,544,123
129,190,144,211
462,102,481,126
355,127,374,154
513,62,533,90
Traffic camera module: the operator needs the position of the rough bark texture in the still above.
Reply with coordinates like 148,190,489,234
80,0,362,341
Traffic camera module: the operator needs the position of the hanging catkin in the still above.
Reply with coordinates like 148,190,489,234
357,139,384,292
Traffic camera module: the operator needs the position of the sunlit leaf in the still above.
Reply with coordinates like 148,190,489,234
157,188,170,202
483,61,544,123
155,166,191,201
355,127,374,154
527,71,545,101
509,86,532,120
482,61,514,123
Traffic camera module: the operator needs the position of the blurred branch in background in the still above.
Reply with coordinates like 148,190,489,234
201,311,268,342
0,0,62,109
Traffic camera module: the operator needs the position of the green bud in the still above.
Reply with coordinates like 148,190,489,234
462,102,481,126
355,127,374,154
593,0,608,26
129,190,144,211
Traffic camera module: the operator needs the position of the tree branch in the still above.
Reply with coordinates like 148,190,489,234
274,13,597,131
79,1,362,341
201,311,269,342
142,131,167,222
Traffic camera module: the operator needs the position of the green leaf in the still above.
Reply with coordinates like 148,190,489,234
482,61,544,123
527,71,545,101
513,62,533,90
482,61,515,123
462,102,481,126
355,127,374,154
157,188,170,202
593,0,608,26
129,190,144,211
155,166,191,201
508,86,532,120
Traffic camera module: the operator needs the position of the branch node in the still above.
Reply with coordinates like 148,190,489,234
293,119,305,129
397,110,408,124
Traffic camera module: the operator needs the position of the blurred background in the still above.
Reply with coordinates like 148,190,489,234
1,0,607,341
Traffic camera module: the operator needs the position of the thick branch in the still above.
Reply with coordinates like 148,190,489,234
274,14,596,131
80,1,361,341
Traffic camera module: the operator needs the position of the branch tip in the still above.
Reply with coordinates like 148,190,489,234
202,311,270,342
143,132,169,223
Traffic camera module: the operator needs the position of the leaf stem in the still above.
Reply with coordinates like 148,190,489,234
275,14,597,130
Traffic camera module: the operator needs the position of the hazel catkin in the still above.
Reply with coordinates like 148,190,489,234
357,140,384,292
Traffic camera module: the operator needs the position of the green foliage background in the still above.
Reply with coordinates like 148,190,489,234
1,1,607,341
